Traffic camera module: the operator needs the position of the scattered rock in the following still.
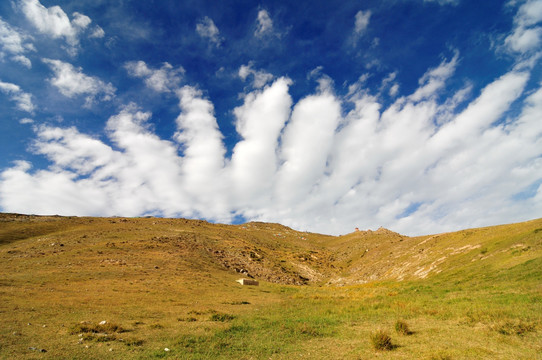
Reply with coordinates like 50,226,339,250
164,347,170,352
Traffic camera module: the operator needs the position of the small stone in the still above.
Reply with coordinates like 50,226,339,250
99,320,107,325
164,348,170,352
42,325,46,328
109,348,113,352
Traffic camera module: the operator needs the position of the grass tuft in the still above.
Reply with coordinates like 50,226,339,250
209,313,235,322
370,329,394,351
395,320,412,335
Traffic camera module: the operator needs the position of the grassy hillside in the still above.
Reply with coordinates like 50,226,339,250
0,213,540,359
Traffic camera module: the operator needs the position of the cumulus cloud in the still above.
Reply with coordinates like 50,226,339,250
196,16,222,46
43,59,115,107
0,105,191,217
125,61,184,93
1,52,541,236
229,77,292,210
174,86,228,219
0,19,34,68
239,62,274,88
19,0,102,54
0,80,35,113
255,9,273,37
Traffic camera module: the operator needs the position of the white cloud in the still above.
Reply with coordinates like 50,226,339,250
504,0,542,55
239,62,274,88
1,54,541,236
19,117,34,124
274,89,341,207
354,10,371,36
0,80,35,113
516,0,542,27
409,52,458,102
255,10,273,37
0,19,34,68
174,86,228,219
125,61,184,93
19,0,102,53
380,72,400,97
90,26,105,39
43,59,115,106
229,78,292,209
196,16,222,46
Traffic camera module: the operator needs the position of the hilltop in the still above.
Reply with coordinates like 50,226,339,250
1,213,541,359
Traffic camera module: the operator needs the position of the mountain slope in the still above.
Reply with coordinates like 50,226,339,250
1,213,541,286
0,213,541,359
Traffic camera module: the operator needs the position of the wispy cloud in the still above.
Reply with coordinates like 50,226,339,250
125,61,184,93
43,59,115,107
0,19,35,68
354,10,371,36
0,80,35,113
239,62,274,88
196,16,222,47
255,10,273,37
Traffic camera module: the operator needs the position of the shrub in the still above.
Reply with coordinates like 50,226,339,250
395,320,412,335
370,330,394,351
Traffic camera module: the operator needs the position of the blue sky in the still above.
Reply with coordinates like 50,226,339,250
0,0,541,236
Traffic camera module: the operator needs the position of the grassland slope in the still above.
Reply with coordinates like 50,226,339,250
0,213,541,359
